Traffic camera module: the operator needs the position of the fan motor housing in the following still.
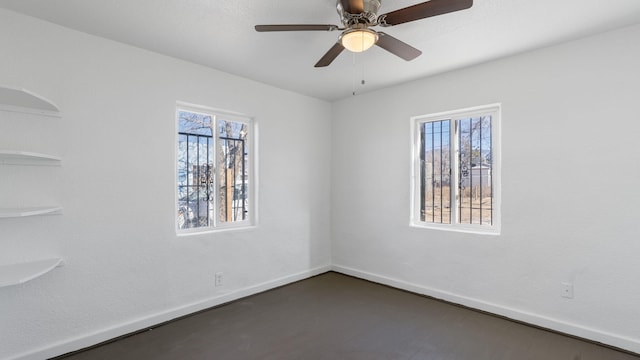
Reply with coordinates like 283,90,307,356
337,0,381,25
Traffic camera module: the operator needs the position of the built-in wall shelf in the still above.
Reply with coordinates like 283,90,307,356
0,86,60,117
0,150,61,166
0,207,63,218
0,258,64,288
0,87,64,288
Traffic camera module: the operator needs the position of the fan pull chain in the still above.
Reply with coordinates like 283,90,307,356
360,33,366,87
352,52,357,95
352,52,366,96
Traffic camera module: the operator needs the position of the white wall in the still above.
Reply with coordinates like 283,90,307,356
0,9,331,360
331,24,640,353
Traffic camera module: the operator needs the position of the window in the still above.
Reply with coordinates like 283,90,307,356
176,104,254,232
411,104,500,234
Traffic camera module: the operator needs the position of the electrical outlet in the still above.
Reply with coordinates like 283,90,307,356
561,282,574,299
215,272,223,287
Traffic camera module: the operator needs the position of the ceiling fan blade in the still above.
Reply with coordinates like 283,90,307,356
376,32,422,61
379,0,472,26
340,0,364,14
314,43,346,68
255,24,338,32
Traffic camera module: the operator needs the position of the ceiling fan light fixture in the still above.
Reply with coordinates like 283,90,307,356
256,0,474,67
340,28,378,53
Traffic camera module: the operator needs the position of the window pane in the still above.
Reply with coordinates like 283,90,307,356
458,116,492,225
420,120,451,224
177,111,213,230
218,119,248,224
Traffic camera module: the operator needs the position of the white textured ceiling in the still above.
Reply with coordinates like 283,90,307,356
1,0,640,101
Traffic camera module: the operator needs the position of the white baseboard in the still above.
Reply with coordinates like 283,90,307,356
331,264,640,355
11,264,332,360
12,263,640,359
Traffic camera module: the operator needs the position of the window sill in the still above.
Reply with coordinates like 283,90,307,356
177,224,257,237
409,222,500,236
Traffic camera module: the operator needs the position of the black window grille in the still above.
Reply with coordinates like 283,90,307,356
177,109,252,231
218,136,248,223
458,116,493,225
178,132,213,229
418,114,494,228
420,120,451,224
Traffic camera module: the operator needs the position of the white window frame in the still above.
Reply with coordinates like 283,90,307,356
410,104,501,235
176,101,257,235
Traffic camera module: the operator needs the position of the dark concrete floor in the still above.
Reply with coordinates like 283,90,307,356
57,272,640,360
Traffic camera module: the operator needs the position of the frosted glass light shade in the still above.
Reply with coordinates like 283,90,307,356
340,29,378,53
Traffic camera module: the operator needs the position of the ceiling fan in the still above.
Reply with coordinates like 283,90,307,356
255,0,473,67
